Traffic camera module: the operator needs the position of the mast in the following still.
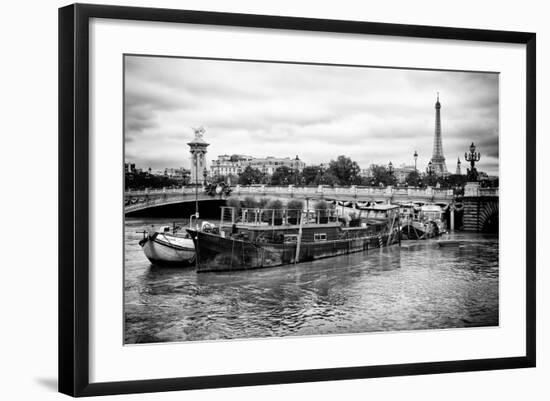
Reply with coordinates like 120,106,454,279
294,210,304,264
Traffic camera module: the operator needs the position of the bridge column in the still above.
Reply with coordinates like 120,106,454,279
385,186,392,204
462,182,480,231
463,199,481,231
464,182,480,197
425,186,434,201
461,182,501,232
450,205,455,230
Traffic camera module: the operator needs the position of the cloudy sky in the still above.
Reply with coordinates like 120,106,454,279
124,55,499,175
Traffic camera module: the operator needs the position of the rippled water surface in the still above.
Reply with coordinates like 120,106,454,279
125,218,499,344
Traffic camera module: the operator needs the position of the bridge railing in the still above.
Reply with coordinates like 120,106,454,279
124,194,188,212
125,185,456,199
463,183,499,197
229,185,454,198
123,184,483,214
479,188,499,197
125,187,199,196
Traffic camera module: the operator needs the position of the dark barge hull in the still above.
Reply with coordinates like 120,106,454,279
187,229,398,272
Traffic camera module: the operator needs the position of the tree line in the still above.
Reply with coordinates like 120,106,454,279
125,171,184,190
212,155,475,189
212,155,363,186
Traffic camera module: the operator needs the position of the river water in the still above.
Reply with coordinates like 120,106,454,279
124,217,499,344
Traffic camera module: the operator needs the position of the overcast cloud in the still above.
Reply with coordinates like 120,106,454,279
124,55,499,175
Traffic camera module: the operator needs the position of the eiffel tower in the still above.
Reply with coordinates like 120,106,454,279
430,93,448,175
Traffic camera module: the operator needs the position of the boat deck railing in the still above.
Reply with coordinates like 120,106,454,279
220,206,339,227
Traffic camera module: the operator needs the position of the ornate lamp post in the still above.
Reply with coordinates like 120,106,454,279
319,163,325,185
388,161,394,186
350,163,359,185
413,150,418,172
426,160,433,176
424,161,435,188
464,142,481,181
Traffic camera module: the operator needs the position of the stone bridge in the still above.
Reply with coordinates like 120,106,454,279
125,184,498,232
125,184,456,214
460,183,499,232
125,184,499,233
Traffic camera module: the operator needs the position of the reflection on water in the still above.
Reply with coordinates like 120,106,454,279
125,218,499,344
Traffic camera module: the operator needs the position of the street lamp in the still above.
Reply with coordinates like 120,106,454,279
350,164,359,185
413,150,418,172
319,163,325,184
388,161,394,187
426,160,433,176
465,142,481,181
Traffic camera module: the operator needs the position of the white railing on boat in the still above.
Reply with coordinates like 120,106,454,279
220,207,340,227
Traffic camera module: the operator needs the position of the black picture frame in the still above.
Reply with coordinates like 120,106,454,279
59,3,536,397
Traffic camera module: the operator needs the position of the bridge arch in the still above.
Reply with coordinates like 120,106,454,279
462,197,499,233
479,200,499,233
125,198,225,218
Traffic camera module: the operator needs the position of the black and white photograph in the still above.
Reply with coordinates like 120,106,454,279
123,55,500,344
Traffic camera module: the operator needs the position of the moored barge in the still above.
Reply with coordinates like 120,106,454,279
400,203,447,240
188,204,401,272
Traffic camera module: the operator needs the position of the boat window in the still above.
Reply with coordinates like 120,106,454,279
284,234,298,243
314,233,327,241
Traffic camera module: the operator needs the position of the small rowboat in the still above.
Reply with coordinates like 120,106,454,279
139,225,196,267
138,219,216,267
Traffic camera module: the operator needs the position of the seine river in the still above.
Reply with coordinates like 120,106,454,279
124,217,499,344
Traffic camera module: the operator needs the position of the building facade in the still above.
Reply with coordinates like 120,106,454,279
125,162,137,173
359,168,373,179
393,164,416,183
210,154,252,177
164,167,190,181
211,154,305,178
